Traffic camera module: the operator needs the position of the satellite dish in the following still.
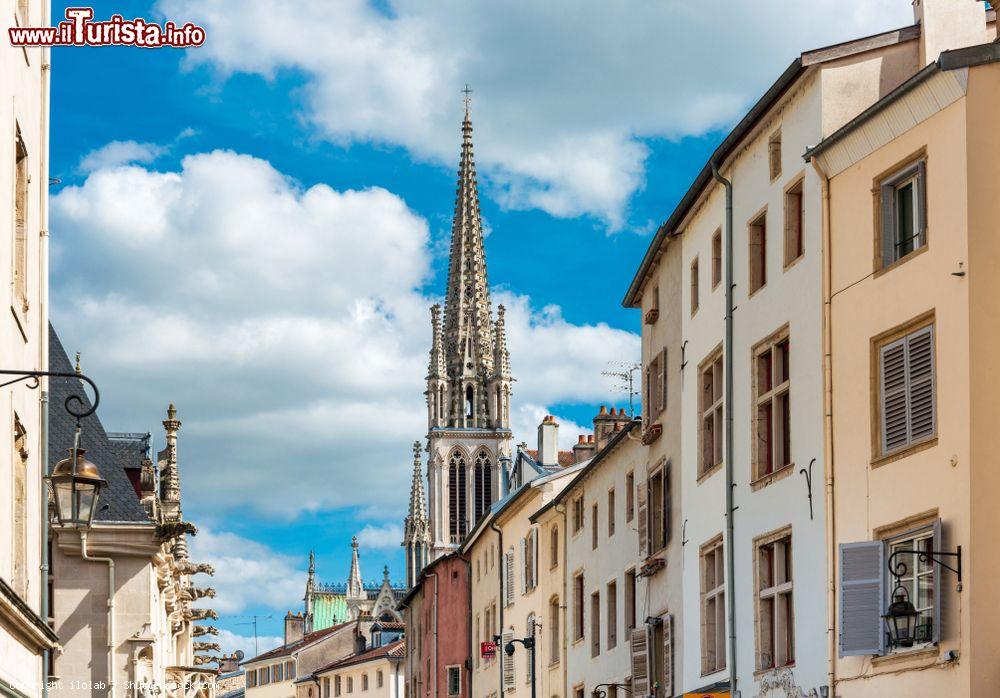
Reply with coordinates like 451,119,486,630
234,650,245,661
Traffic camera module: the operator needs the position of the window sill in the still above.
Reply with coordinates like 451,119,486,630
870,436,938,469
754,661,796,679
783,252,805,273
697,462,723,485
871,644,937,668
873,242,929,280
749,462,795,492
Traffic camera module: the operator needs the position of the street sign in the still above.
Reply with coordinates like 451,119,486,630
480,641,497,659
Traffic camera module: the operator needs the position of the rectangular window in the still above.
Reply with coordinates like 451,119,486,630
648,468,664,553
752,328,792,480
878,157,927,268
323,677,330,698
592,503,599,550
644,349,667,422
572,497,584,534
14,128,29,312
699,350,724,476
768,130,782,181
549,596,561,665
377,670,383,688
690,257,700,314
625,471,634,522
446,666,461,696
551,525,559,569
712,229,722,288
362,673,368,691
876,322,936,457
13,417,28,597
756,531,794,671
607,488,616,537
784,178,804,266
573,573,585,641
625,569,637,630
701,536,726,675
591,590,601,657
749,210,767,294
607,580,618,650
886,529,936,647
274,664,283,682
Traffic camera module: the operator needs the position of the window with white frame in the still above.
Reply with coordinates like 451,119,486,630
755,530,794,671
752,328,791,480
878,156,927,268
701,536,726,675
887,530,936,647
699,350,724,477
876,321,936,457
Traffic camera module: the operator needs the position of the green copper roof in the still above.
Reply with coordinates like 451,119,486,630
312,593,349,631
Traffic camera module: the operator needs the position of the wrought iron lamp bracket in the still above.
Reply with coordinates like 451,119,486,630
888,545,962,585
0,369,100,423
593,684,633,698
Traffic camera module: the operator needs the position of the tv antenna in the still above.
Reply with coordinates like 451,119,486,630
232,615,274,656
601,361,642,418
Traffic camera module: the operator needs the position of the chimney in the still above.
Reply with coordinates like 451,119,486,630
537,415,560,467
914,0,987,66
284,611,305,646
572,434,597,464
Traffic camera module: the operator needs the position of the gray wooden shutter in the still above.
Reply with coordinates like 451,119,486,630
661,614,673,698
637,480,648,559
880,182,895,266
916,159,928,246
531,528,539,589
664,464,672,545
506,550,515,606
839,541,884,656
657,349,667,413
629,626,649,696
520,537,527,595
500,549,507,606
932,518,942,645
906,325,935,443
880,338,908,454
501,629,515,689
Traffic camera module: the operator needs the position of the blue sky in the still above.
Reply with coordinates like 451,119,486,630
47,0,914,654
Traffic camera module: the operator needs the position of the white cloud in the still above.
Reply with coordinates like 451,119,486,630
50,149,639,518
79,140,166,172
157,0,914,227
356,524,404,550
187,528,305,615
215,628,283,661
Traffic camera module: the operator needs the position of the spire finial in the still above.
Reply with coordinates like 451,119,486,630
462,84,473,119
74,352,82,374
352,535,359,549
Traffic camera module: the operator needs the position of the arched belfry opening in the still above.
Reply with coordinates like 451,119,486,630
465,385,475,420
474,449,493,524
448,451,468,542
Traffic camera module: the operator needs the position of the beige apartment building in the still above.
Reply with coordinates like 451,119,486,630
310,640,404,698
806,35,1000,698
1,0,57,694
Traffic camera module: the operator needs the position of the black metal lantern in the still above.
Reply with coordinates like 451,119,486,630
882,585,920,649
47,446,107,528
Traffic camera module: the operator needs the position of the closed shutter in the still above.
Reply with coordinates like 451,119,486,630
506,550,515,606
880,338,908,453
501,629,515,689
662,614,673,698
500,550,507,606
880,182,895,265
907,325,935,442
637,480,648,559
630,627,649,696
839,541,884,656
658,349,667,413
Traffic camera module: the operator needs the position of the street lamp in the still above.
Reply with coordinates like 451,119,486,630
47,445,106,528
501,635,536,698
882,585,920,649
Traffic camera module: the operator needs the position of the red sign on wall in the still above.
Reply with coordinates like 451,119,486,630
480,641,497,659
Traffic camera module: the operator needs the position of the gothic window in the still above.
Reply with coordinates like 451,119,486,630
474,450,493,524
449,452,468,542
466,385,475,420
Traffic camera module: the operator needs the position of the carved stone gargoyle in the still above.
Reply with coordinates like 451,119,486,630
193,655,220,666
194,642,221,653
190,587,216,599
192,625,219,637
176,561,215,576
155,521,198,542
187,608,219,621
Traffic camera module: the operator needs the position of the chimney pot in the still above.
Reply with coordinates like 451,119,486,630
599,405,608,415
587,434,595,443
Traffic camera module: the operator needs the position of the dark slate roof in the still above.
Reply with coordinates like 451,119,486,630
48,324,151,523
106,432,150,472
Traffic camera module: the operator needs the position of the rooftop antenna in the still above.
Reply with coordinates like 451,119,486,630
601,361,642,418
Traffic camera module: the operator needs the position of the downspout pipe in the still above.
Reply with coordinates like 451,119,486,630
490,522,503,698
810,156,837,695
711,160,738,696
80,531,115,698
425,573,438,698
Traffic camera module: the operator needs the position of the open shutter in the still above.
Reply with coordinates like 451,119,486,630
637,480,648,559
839,541,884,656
520,537,527,595
664,465,672,545
880,338,908,454
906,326,935,443
932,518,942,645
500,549,507,605
501,629,515,689
880,182,895,266
531,528,539,589
506,550,515,606
658,349,667,413
916,159,928,245
662,614,674,698
630,627,649,696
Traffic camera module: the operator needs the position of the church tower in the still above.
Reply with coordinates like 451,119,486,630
402,441,431,587
406,95,513,576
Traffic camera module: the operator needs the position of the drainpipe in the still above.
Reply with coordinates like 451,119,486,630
811,156,837,695
557,504,568,698
465,555,472,697
711,161,738,696
39,0,52,692
490,522,503,698
80,531,115,698
426,573,438,698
